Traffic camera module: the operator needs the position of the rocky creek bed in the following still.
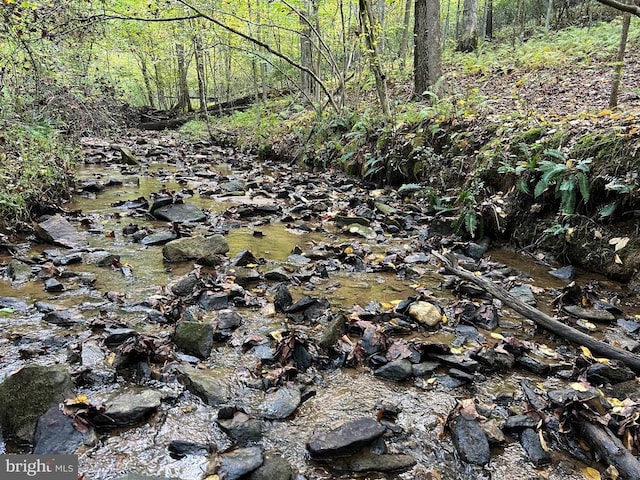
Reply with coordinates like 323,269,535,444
1,131,640,480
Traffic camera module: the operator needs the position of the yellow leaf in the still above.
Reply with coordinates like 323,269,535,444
607,465,619,480
615,254,623,265
598,109,613,116
426,377,437,384
380,302,393,310
581,466,601,480
538,429,549,451
270,330,283,342
629,127,639,135
450,346,464,355
570,382,589,392
610,112,622,120
441,314,448,324
490,332,505,340
344,246,354,255
73,394,89,404
107,352,116,366
580,346,594,359
614,237,630,251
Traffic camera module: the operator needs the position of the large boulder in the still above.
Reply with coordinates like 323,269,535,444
0,365,74,443
162,235,229,266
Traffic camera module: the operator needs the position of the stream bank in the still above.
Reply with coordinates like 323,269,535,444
0,130,640,479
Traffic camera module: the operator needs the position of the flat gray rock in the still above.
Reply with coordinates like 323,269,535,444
34,214,87,249
96,388,162,427
152,203,206,223
259,387,301,420
162,235,229,266
306,418,387,458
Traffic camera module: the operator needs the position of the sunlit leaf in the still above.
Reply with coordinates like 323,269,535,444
490,332,505,340
570,382,589,392
615,254,623,265
580,346,594,359
581,466,601,480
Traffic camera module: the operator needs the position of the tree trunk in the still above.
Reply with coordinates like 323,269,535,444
609,12,631,108
359,0,390,116
300,0,315,97
398,0,413,68
414,0,443,97
175,43,191,112
457,0,478,52
545,0,554,31
485,0,493,40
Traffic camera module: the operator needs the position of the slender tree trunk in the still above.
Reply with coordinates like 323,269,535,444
485,0,493,39
193,35,206,111
457,0,478,52
175,43,191,112
545,0,554,31
398,0,413,68
300,1,315,97
359,0,390,116
609,12,631,108
414,0,443,97
139,56,156,108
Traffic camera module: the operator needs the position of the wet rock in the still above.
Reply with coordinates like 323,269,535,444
264,267,291,282
217,410,263,445
285,295,317,313
0,297,28,311
319,314,346,350
180,367,231,406
0,364,74,442
229,266,261,285
412,361,439,377
220,179,246,193
81,340,116,384
8,259,32,282
450,415,490,465
52,252,83,266
231,249,258,266
216,446,263,480
473,347,515,370
43,309,85,326
246,451,293,480
408,301,442,327
216,309,243,330
95,388,162,427
83,251,120,267
168,440,211,459
170,273,199,297
586,362,635,385
404,252,430,264
329,451,417,474
508,285,537,306
44,278,64,292
430,354,479,373
118,146,140,165
503,414,541,431
286,254,311,266
162,235,229,265
482,419,506,446
259,386,301,420
466,240,489,260
149,195,173,212
335,215,371,227
274,284,293,313
104,328,138,347
306,418,387,458
520,428,551,466
152,203,206,223
549,265,575,281
562,305,616,323
515,354,550,375
33,406,91,454
374,359,413,382
198,291,229,311
347,223,376,239
140,231,178,246
34,214,88,249
174,321,214,358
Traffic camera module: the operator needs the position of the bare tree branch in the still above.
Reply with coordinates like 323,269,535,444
595,0,640,16
174,0,339,113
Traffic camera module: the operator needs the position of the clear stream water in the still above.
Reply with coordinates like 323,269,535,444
1,151,636,480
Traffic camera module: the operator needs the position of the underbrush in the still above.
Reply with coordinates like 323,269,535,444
0,120,79,230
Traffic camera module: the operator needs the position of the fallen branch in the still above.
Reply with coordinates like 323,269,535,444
432,250,640,373
578,421,640,480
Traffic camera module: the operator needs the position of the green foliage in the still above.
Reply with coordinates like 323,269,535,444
0,121,78,227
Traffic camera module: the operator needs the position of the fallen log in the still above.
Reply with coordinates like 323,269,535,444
577,421,640,480
431,250,640,373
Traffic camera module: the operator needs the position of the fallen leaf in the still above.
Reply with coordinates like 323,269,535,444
615,254,623,265
581,466,601,480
